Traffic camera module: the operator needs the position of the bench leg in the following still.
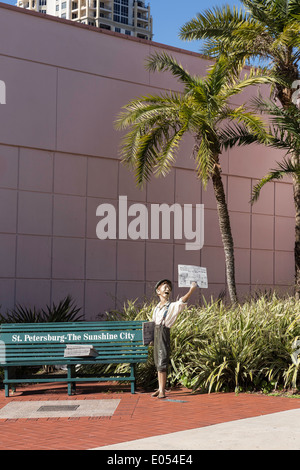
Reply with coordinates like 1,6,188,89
67,365,72,395
4,367,9,397
130,364,136,394
3,367,17,396
67,365,76,395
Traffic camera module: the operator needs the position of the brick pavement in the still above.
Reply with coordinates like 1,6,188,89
1,382,300,450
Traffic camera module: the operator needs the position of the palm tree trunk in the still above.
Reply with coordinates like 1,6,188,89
277,80,299,298
211,163,238,304
292,169,300,299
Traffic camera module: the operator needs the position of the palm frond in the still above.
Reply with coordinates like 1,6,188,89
116,91,196,186
271,21,300,49
179,5,249,43
205,55,236,93
219,123,264,149
251,96,300,144
129,130,160,186
288,0,300,16
251,157,300,203
158,131,186,177
228,105,269,143
194,135,217,188
220,68,278,101
115,92,184,130
146,52,200,92
242,0,292,33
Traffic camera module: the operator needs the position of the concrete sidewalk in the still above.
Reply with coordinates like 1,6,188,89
1,383,300,450
95,408,300,450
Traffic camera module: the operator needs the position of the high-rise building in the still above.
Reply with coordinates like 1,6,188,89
17,0,153,40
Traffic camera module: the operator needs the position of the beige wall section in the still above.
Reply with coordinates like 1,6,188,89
0,3,294,319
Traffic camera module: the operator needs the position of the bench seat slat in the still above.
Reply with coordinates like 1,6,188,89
3,353,148,361
3,359,148,367
3,376,135,384
1,345,145,350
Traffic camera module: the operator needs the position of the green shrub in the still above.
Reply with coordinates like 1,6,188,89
93,294,300,393
0,296,83,323
171,294,300,393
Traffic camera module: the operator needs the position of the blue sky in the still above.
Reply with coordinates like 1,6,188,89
3,0,244,53
150,0,243,52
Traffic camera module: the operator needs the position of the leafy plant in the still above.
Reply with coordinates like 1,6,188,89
41,296,83,322
89,293,300,393
0,295,83,323
0,305,42,323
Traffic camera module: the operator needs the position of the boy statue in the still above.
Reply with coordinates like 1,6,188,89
151,279,197,399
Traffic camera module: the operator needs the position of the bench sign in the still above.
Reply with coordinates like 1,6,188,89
9,331,137,343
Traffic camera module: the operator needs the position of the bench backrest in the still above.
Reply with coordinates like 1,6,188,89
0,321,148,365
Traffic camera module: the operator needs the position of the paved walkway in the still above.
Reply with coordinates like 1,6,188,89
1,382,300,450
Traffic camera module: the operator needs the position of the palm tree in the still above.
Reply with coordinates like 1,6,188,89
180,0,300,295
221,97,300,294
250,100,300,296
115,52,274,304
180,0,300,106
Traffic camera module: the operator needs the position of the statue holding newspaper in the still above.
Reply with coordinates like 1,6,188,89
151,279,197,399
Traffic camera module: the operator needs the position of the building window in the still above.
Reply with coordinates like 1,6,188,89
113,0,128,25
115,27,121,32
61,1,66,8
125,29,131,35
100,23,111,30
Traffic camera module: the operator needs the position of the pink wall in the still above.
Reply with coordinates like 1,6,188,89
0,3,294,320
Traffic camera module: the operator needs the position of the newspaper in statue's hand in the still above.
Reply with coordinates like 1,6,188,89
178,265,208,288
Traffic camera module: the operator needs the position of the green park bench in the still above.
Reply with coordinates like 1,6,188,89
0,321,149,397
